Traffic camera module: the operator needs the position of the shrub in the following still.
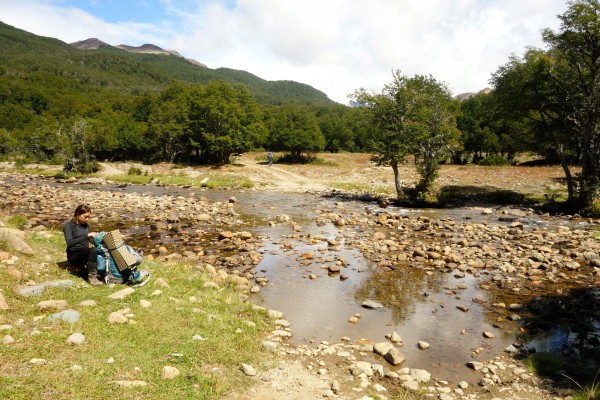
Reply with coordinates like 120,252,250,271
7,215,27,230
127,166,143,176
581,202,600,218
277,153,315,164
477,154,514,166
524,353,565,375
309,158,338,166
70,159,100,174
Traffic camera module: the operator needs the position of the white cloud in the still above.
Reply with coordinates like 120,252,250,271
0,0,568,104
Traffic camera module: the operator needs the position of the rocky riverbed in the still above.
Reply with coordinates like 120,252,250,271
1,171,600,400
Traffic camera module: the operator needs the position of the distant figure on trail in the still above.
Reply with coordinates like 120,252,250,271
267,151,274,166
63,159,74,175
63,204,103,286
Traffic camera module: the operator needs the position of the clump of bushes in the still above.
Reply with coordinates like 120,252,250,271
127,166,145,176
581,202,600,218
277,153,316,164
477,154,514,166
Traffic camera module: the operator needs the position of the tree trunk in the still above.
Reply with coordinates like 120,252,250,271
576,114,599,210
391,161,403,199
557,145,575,207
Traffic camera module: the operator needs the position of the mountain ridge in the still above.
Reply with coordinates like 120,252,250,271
0,21,333,106
70,38,208,68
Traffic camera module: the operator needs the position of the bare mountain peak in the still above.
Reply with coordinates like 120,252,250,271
70,38,207,67
454,87,492,101
70,38,111,50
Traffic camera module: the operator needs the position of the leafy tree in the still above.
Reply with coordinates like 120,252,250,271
146,83,190,163
458,91,532,164
407,75,459,192
0,128,12,156
267,105,325,161
57,117,101,173
352,71,459,198
492,0,600,210
187,81,265,164
11,116,64,161
313,105,355,152
542,0,600,210
345,106,375,151
458,93,500,162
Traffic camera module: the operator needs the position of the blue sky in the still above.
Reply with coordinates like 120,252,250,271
64,0,171,23
0,0,568,104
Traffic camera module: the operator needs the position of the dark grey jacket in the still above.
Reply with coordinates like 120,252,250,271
63,220,90,256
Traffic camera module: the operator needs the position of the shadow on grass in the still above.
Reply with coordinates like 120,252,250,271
324,184,539,209
438,185,534,206
56,260,87,279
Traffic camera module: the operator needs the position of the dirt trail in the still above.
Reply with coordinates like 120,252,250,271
239,156,331,193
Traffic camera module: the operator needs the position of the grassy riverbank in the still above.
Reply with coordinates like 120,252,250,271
0,223,276,399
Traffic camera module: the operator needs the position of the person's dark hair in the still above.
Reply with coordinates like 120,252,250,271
73,204,91,217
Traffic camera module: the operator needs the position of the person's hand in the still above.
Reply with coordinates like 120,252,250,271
88,232,97,238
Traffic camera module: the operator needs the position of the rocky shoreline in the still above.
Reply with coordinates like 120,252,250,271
1,172,600,399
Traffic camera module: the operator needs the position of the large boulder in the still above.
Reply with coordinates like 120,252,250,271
0,228,34,255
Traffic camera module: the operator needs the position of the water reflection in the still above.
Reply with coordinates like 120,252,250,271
355,267,446,325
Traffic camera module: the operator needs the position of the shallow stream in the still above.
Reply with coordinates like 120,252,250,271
8,177,600,385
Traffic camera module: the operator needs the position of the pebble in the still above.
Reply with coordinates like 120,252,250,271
47,309,80,324
107,287,135,300
37,300,68,312
417,341,430,350
160,366,180,380
108,312,129,324
0,292,10,310
262,341,278,351
361,300,384,309
240,363,257,376
111,380,148,387
66,332,86,345
140,300,152,308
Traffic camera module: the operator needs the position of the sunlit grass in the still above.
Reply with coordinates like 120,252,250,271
0,165,60,176
0,225,275,400
328,182,392,194
309,158,339,166
6,215,28,230
105,173,254,189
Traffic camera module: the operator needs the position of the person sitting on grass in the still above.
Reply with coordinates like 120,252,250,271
62,204,103,286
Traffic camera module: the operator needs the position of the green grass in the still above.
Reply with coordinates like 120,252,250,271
308,158,339,166
105,173,254,189
328,182,392,194
0,228,275,400
565,369,600,400
523,353,566,376
106,174,155,185
6,215,27,230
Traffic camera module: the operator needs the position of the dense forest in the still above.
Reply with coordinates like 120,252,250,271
1,0,599,213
